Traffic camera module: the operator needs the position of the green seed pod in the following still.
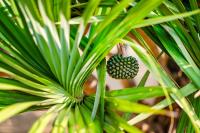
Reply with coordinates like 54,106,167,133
106,54,139,79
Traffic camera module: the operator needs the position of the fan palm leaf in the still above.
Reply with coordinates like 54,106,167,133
0,0,199,132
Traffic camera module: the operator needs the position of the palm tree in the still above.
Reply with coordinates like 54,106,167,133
0,0,199,132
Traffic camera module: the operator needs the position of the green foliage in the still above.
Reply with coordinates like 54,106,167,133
0,0,199,132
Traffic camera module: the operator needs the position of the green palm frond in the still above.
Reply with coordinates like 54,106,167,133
127,0,200,132
0,0,200,132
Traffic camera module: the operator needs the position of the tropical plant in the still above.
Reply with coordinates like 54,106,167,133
0,0,199,132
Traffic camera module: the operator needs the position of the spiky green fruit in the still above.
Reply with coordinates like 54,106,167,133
107,54,139,79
